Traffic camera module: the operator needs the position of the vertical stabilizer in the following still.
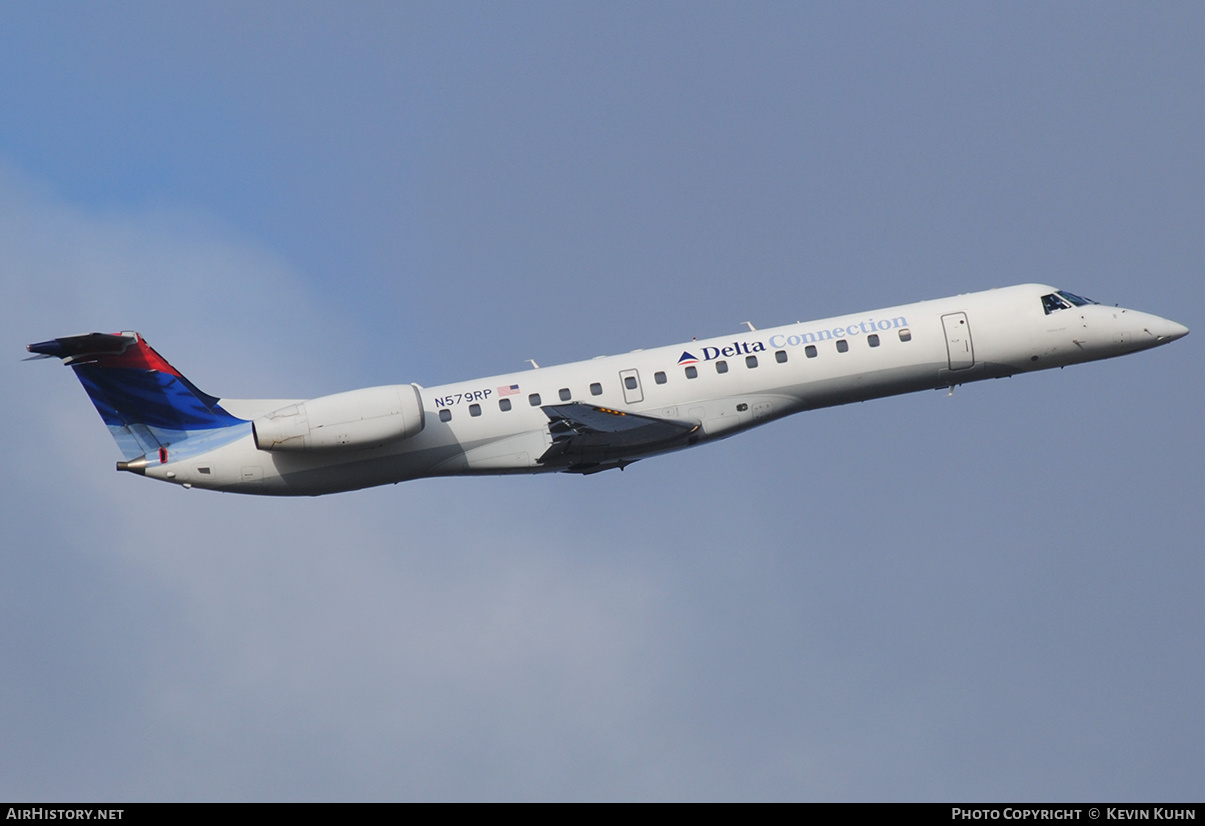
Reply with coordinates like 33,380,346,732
28,332,248,461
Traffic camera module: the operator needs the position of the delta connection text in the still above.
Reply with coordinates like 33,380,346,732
765,314,909,349
952,810,1196,821
682,314,910,363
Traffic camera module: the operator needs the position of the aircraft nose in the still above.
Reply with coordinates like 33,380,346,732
1149,316,1189,343
1117,309,1188,351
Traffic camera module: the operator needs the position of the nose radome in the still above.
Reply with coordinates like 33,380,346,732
1115,309,1189,349
1149,317,1189,342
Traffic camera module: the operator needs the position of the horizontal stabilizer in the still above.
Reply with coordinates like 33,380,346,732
28,332,138,361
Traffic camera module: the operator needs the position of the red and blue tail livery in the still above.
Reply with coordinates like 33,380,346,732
27,332,248,463
30,285,1188,495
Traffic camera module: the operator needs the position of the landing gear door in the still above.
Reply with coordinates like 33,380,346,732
619,369,643,404
942,312,975,371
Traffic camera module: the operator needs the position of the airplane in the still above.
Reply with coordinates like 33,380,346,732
28,284,1188,496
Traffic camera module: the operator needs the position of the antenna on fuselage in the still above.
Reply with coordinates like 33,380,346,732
527,359,540,369
742,321,756,331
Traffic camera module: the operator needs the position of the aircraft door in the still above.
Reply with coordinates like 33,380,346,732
619,369,643,404
941,312,975,371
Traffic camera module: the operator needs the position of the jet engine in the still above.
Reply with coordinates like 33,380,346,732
252,384,425,451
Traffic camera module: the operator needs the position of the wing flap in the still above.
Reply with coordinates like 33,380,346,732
539,403,699,471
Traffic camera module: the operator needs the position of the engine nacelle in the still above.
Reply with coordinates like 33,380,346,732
253,384,425,451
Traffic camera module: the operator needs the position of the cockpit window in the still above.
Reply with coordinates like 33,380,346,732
1042,293,1072,314
1041,290,1099,315
1057,290,1096,307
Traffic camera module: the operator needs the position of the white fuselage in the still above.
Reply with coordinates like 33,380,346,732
142,284,1188,495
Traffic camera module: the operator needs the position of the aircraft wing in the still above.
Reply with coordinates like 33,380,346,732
539,402,699,473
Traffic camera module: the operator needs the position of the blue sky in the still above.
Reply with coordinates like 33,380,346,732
2,2,1202,801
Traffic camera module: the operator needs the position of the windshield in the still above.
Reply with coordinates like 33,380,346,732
1058,290,1097,306
1042,290,1099,314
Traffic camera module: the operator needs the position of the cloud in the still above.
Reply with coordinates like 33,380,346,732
0,163,707,800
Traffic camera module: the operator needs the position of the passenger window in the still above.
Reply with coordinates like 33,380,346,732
624,376,638,390
836,340,849,353
775,350,787,363
559,388,571,401
438,409,452,422
655,371,667,384
469,404,481,417
746,355,758,368
529,393,541,406
868,334,880,347
715,360,728,374
898,329,912,342
499,398,512,412
805,345,818,358
685,366,698,379
590,382,602,396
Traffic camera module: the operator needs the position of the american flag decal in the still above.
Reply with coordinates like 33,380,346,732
498,384,520,396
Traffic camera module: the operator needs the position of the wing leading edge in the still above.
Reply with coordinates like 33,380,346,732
539,402,699,474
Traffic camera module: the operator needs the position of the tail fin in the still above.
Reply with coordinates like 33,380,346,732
28,332,247,461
